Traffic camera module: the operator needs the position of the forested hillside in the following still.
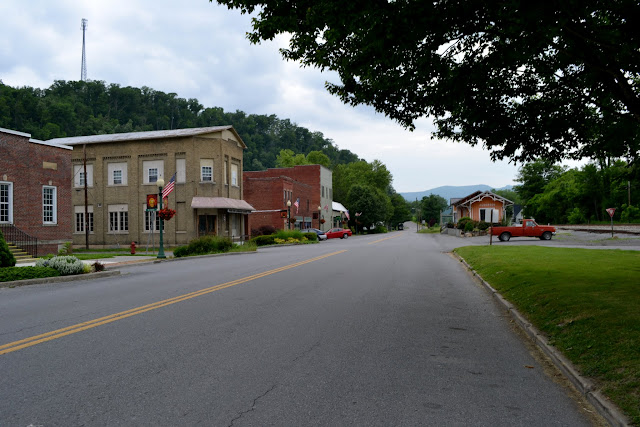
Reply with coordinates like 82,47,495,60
0,80,360,171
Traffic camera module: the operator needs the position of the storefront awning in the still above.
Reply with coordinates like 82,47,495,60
191,197,255,212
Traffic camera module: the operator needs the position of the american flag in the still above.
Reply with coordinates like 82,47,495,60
345,210,350,220
161,173,176,199
294,198,300,213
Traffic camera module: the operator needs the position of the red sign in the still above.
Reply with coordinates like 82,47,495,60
147,194,158,210
606,208,616,218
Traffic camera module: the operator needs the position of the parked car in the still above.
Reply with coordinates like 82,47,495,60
325,228,352,239
491,219,556,241
301,228,327,241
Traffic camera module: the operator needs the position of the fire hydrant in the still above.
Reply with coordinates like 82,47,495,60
130,241,137,254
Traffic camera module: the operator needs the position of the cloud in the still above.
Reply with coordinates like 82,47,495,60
0,0,545,193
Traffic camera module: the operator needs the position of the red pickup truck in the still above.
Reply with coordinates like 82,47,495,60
492,219,556,241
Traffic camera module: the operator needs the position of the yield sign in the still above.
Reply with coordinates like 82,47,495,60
606,208,616,218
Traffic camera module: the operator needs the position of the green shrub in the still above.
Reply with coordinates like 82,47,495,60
567,207,587,224
621,204,640,222
303,232,318,242
251,225,276,236
457,217,472,230
274,229,305,240
0,266,60,282
58,242,73,256
35,255,85,276
0,230,16,267
477,221,490,231
173,245,190,258
373,225,387,234
250,235,276,246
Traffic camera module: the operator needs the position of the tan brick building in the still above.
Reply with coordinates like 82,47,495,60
49,126,254,248
244,165,333,233
0,127,73,256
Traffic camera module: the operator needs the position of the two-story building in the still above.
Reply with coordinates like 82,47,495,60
243,164,333,233
49,126,254,248
0,127,72,257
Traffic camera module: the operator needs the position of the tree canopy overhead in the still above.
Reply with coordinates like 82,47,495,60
213,0,640,163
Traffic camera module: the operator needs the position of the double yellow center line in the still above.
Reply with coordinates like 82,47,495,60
0,250,347,356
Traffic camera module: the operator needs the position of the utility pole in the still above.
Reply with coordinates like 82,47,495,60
83,144,89,249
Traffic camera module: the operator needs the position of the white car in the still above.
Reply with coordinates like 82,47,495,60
301,228,328,241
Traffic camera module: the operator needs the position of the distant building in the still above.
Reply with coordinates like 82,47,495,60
244,165,332,233
0,127,72,256
451,190,513,224
48,126,254,248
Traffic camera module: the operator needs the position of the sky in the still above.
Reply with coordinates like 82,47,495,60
0,0,560,193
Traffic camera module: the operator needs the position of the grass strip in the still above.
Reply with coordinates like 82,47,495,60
454,246,640,425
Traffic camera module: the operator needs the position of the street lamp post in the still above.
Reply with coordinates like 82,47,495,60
157,176,166,259
287,200,292,230
318,205,322,230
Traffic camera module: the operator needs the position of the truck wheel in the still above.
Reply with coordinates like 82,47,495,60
499,232,511,242
343,233,349,239
541,231,552,240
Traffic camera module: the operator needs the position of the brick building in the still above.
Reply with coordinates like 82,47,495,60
0,127,73,256
244,165,332,233
48,126,254,248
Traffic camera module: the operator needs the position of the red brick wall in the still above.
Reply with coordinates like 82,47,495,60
244,174,315,234
0,130,72,255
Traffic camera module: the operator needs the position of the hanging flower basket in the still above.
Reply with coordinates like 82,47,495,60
320,218,326,224
158,208,176,221
289,217,297,223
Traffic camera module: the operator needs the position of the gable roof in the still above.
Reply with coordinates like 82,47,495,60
452,190,513,207
46,126,247,149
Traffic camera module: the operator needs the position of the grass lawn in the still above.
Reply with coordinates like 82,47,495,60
454,246,640,425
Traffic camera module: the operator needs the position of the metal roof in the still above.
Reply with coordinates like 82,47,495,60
47,126,246,148
191,197,255,212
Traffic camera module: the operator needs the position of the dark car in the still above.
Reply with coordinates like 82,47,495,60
397,223,404,230
301,228,327,241
325,228,352,239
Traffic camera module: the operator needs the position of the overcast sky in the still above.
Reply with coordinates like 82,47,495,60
0,0,553,192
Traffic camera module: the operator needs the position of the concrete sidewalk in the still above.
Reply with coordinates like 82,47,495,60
16,254,172,268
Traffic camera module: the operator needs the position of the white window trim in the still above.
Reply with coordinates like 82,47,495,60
200,159,214,183
74,205,94,234
143,204,161,233
231,164,239,187
108,204,129,233
73,164,94,188
176,158,186,183
108,162,128,186
43,186,57,225
143,160,164,185
0,181,13,224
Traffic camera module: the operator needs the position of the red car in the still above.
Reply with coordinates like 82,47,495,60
325,228,352,239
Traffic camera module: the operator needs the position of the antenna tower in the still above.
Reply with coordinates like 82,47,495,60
81,18,88,81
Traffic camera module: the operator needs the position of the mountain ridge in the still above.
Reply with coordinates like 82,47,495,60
400,184,514,203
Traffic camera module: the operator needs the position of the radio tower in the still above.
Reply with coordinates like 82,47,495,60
80,18,88,81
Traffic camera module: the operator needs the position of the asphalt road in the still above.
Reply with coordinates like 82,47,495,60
0,230,599,426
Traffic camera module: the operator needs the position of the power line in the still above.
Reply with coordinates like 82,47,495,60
81,18,88,81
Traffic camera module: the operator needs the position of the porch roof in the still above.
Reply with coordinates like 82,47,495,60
191,197,255,212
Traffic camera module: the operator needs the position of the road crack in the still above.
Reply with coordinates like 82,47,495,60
228,384,277,427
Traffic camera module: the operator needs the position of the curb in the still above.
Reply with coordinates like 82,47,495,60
0,270,121,288
455,254,632,427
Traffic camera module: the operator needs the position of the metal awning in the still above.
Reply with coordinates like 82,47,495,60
191,197,255,212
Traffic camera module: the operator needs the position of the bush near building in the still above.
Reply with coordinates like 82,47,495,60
0,230,17,267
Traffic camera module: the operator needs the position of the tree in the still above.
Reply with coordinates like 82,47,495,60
389,193,411,226
213,0,640,163
514,160,567,207
419,194,448,224
346,184,390,228
0,230,16,267
333,160,392,203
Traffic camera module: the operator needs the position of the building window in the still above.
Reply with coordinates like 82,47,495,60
149,168,158,183
322,186,325,197
43,186,57,224
0,182,13,223
176,158,186,183
231,164,238,186
144,207,160,232
73,164,94,188
200,159,214,182
143,160,164,184
108,162,128,186
108,205,129,232
75,206,94,233
224,160,228,185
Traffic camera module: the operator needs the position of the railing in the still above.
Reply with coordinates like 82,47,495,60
0,224,38,257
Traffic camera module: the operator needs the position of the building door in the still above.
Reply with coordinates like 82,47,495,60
198,214,216,236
